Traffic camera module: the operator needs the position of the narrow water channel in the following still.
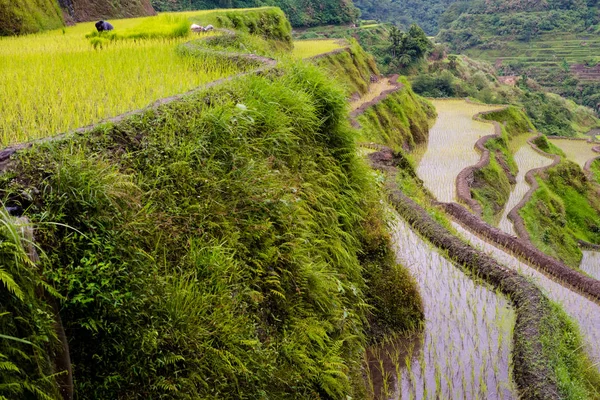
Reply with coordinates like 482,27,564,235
452,222,600,369
415,100,503,202
497,137,553,236
367,213,517,399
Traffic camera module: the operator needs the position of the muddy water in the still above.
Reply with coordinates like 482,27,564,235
581,251,600,280
367,214,517,399
452,222,600,369
548,138,598,168
497,137,554,236
415,100,503,202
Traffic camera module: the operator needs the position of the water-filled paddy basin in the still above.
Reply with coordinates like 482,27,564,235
548,138,598,168
497,136,554,236
581,251,600,280
366,213,517,399
415,100,503,202
452,222,600,369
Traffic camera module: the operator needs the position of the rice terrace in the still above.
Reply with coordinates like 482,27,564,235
1,0,600,399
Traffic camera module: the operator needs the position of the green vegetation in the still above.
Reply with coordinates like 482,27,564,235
532,134,566,157
473,107,537,223
521,160,600,267
314,39,379,97
541,301,600,399
0,8,293,146
0,0,64,36
437,0,600,117
0,26,426,396
357,79,435,150
150,0,358,27
411,53,600,136
0,210,63,399
471,156,512,223
353,0,458,35
592,159,600,184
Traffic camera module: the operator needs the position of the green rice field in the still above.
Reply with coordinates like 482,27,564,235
0,12,253,146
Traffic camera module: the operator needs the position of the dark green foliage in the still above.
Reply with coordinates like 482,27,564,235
521,161,600,267
386,25,433,72
0,59,423,398
0,209,62,399
151,0,358,27
0,0,64,36
353,0,459,35
520,92,579,137
358,79,436,150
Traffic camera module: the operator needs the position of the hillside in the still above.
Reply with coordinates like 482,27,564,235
353,0,457,35
59,0,155,24
0,0,64,35
437,0,600,114
150,0,358,26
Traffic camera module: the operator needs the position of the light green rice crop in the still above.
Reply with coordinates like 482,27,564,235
0,13,247,145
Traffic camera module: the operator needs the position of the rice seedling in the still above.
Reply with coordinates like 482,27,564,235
580,251,600,280
547,138,599,168
292,39,345,59
452,222,600,370
0,13,248,146
415,99,504,203
496,136,554,236
365,211,517,399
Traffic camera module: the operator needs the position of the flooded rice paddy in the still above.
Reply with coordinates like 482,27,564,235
581,251,600,280
415,100,503,202
548,138,599,168
452,222,600,369
367,213,517,399
497,136,554,236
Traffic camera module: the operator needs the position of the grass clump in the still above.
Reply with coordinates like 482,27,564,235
533,134,566,157
357,79,436,150
591,159,600,185
471,106,535,222
315,39,379,97
0,62,423,399
539,301,600,399
520,161,600,267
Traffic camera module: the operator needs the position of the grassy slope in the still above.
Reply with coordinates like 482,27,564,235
472,107,534,223
0,28,426,399
357,78,435,150
521,159,600,267
0,0,64,36
314,39,379,97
